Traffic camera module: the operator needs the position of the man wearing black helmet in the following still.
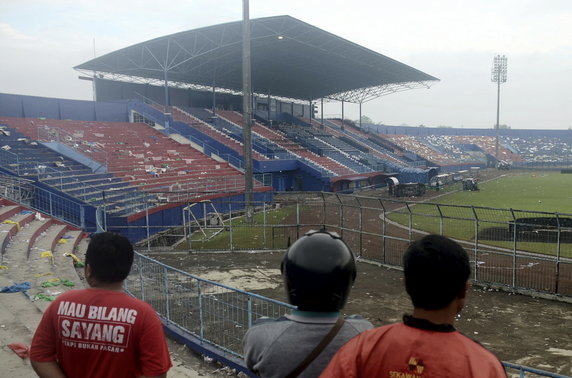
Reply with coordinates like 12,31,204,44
242,229,372,378
321,234,506,377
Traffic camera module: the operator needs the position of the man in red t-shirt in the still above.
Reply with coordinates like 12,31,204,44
321,234,507,378
31,232,172,378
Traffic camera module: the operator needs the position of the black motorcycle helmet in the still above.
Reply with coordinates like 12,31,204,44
281,229,357,312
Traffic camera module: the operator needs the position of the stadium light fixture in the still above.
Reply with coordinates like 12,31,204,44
491,55,507,162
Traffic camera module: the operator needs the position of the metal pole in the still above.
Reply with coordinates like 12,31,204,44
495,79,500,161
163,267,170,321
359,101,362,130
146,202,150,252
267,92,271,122
341,100,344,131
163,68,170,133
242,0,254,223
212,85,216,120
320,98,324,128
163,69,169,114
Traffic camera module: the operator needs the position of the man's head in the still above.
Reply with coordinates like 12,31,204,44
282,229,356,312
85,232,134,284
403,234,470,311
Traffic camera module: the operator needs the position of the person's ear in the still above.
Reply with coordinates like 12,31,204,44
457,280,469,299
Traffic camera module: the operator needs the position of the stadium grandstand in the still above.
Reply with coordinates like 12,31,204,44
1,15,571,378
1,15,444,239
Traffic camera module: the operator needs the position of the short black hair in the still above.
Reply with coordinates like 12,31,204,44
403,234,471,310
85,232,134,283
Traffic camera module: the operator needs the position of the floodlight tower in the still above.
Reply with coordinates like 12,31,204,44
491,55,507,162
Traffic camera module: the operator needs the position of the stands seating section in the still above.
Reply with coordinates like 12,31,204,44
0,117,254,215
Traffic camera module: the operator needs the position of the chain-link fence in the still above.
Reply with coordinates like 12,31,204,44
124,191,572,378
128,192,571,298
125,253,293,365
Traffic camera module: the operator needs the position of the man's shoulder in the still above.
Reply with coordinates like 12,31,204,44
243,316,290,346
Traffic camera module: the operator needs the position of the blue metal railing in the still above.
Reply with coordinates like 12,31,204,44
126,252,569,378
125,253,293,374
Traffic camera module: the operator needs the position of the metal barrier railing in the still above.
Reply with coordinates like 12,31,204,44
103,192,572,299
125,253,293,363
127,252,569,378
503,362,570,378
0,174,87,229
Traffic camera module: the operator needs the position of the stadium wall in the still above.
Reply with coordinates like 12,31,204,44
0,93,129,122
106,191,274,242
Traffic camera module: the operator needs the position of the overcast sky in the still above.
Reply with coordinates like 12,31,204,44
1,0,571,129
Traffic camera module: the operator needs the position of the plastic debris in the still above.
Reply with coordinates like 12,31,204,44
40,251,54,265
1,282,32,293
61,279,75,287
2,220,20,232
64,253,84,267
8,343,29,359
0,265,8,270
41,279,61,288
34,294,56,301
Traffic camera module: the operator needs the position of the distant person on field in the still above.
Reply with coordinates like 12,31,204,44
242,229,373,378
30,232,172,378
321,234,507,378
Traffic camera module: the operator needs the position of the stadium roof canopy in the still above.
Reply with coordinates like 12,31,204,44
75,15,439,103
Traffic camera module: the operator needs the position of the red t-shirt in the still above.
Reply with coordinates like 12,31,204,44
31,288,172,378
321,317,507,378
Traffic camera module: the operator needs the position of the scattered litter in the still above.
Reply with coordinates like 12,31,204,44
40,251,55,265
34,272,52,277
61,279,75,287
41,279,61,288
2,220,20,231
1,282,32,293
41,278,74,287
0,265,8,270
8,343,29,359
64,253,84,267
34,294,56,301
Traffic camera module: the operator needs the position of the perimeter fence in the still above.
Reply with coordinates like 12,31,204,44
115,190,572,377
133,191,572,298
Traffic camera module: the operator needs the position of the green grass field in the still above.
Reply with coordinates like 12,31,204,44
432,172,572,214
389,171,572,257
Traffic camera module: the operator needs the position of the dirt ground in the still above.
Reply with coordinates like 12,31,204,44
152,250,572,377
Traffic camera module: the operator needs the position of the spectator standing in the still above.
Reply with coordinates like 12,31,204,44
243,229,372,378
30,232,172,378
321,234,506,378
